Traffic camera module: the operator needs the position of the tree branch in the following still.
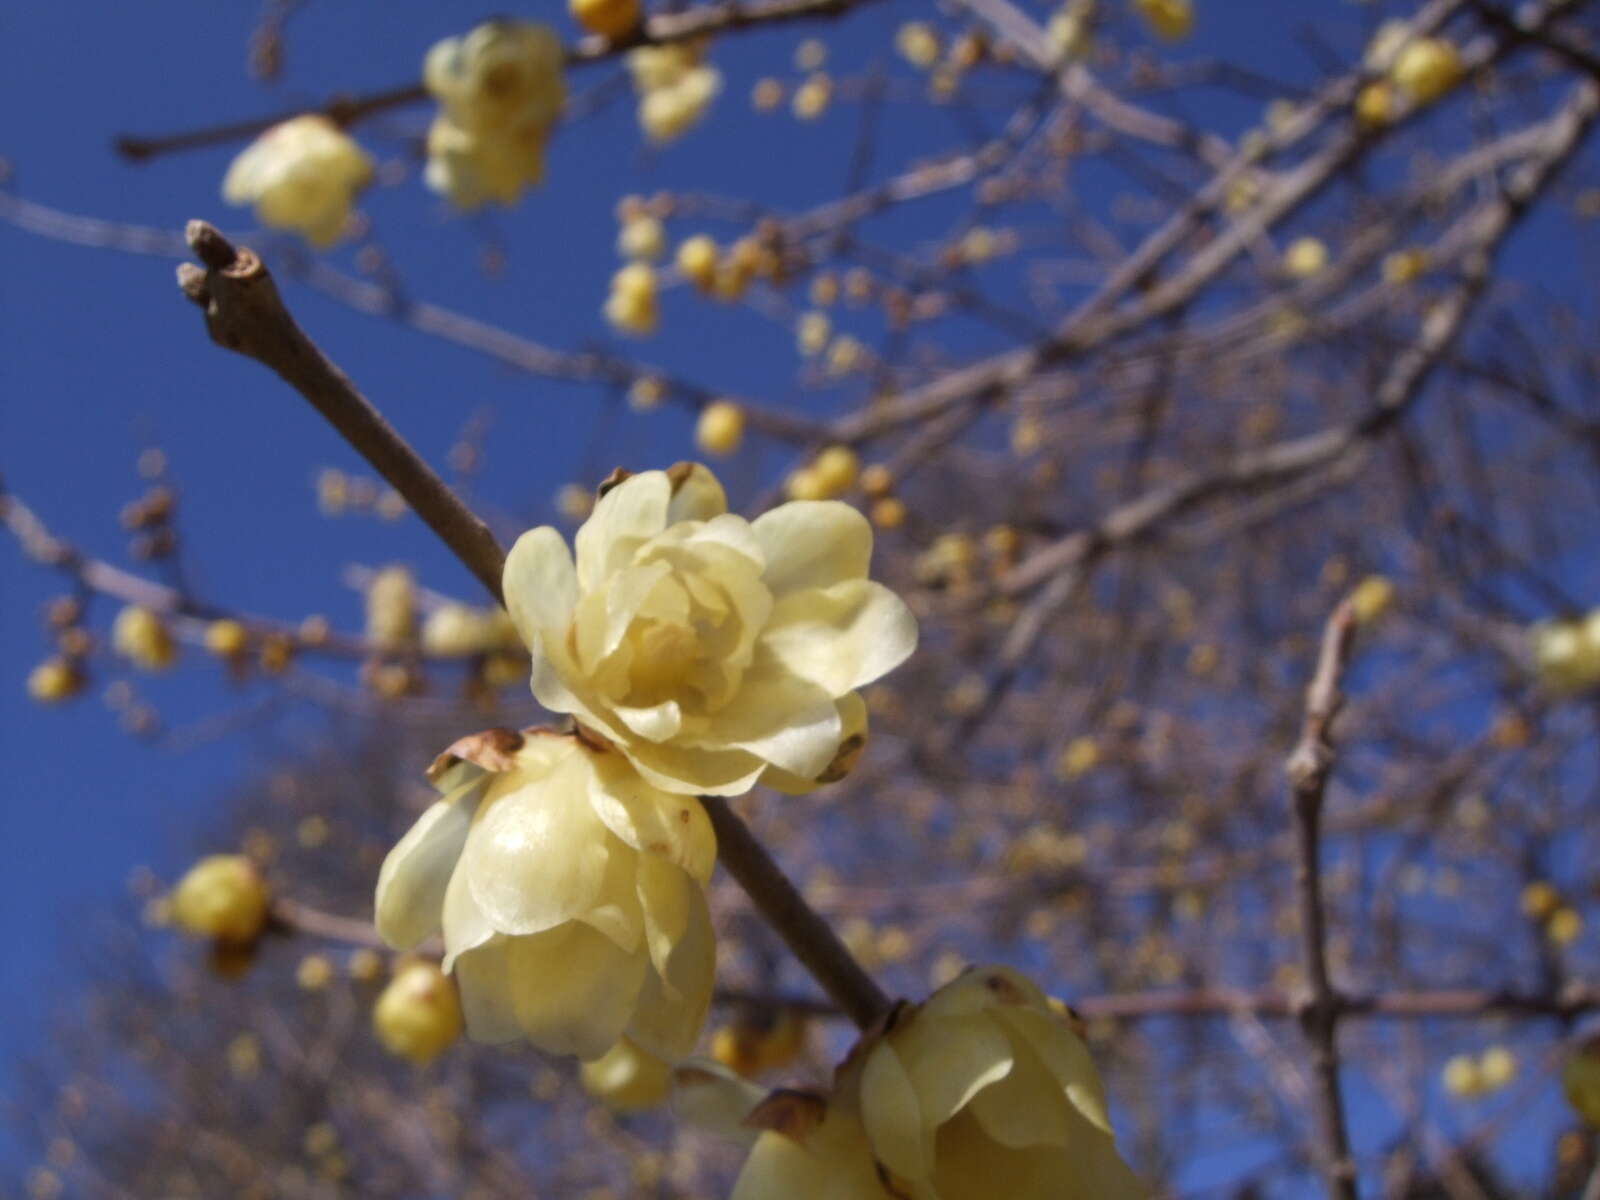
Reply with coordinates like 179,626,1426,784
1287,599,1360,1200
176,221,891,1029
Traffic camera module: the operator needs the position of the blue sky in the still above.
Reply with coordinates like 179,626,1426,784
3,0,1593,1189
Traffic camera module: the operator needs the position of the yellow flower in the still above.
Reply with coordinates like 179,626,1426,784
1477,1045,1517,1091
373,960,463,1064
571,0,640,40
1564,1036,1600,1127
1134,0,1193,42
1392,38,1462,105
375,728,717,1059
500,465,918,795
1047,1,1096,61
711,1010,808,1076
792,73,832,121
222,115,373,248
366,566,417,650
112,605,177,671
423,604,495,658
630,42,721,144
730,967,1144,1199
797,311,832,356
606,263,660,336
580,1037,675,1111
422,21,566,210
695,402,746,456
811,445,860,496
170,854,271,944
1532,617,1600,692
1355,81,1395,127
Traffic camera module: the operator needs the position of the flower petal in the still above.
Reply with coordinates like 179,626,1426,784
624,738,769,797
503,525,578,646
666,462,729,523
760,691,868,794
374,779,485,949
629,864,716,1058
894,1012,1015,1130
458,758,614,936
576,470,671,591
587,755,717,881
751,500,873,596
761,579,917,697
993,1007,1114,1134
859,1041,933,1184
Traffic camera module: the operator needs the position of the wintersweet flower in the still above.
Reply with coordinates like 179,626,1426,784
629,41,721,144
500,464,918,796
375,727,717,1060
422,20,566,210
221,115,373,248
728,966,1146,1199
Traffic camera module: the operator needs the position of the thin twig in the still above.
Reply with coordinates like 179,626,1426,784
1287,599,1361,1200
176,222,891,1029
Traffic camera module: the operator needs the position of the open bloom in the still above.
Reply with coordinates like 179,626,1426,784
502,464,917,796
221,115,373,248
374,727,716,1060
422,20,566,209
729,966,1145,1199
629,41,721,144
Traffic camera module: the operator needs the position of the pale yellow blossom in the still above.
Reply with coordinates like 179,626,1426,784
373,960,463,1064
222,115,373,247
375,728,717,1059
580,1037,675,1111
630,42,721,144
729,966,1144,1199
170,854,270,944
501,464,917,795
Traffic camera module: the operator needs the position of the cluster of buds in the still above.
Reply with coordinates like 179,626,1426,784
605,263,659,335
1366,22,1463,108
222,115,374,247
629,39,721,144
1441,1045,1518,1099
120,484,178,562
28,595,89,705
423,21,566,210
1520,880,1585,947
785,445,860,501
675,229,783,303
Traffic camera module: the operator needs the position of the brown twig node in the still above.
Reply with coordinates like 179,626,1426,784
176,220,509,605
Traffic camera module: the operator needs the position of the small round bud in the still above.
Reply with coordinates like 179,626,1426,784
1055,736,1100,781
1521,881,1560,920
695,401,746,457
797,311,831,356
373,960,463,1065
1442,1053,1483,1099
571,0,640,39
296,954,336,992
169,854,271,944
860,463,894,497
871,496,907,529
204,619,250,659
785,468,830,501
628,376,666,412
348,948,385,983
1548,906,1584,946
811,445,860,495
605,263,659,336
896,22,941,69
1477,1045,1517,1091
365,567,417,651
675,235,719,289
1355,82,1394,127
1383,248,1429,285
1392,38,1462,105
1134,0,1193,41
751,78,784,112
791,73,832,120
27,658,83,704
1284,236,1329,279
579,1038,673,1111
112,605,177,671
617,214,666,262
1349,575,1394,624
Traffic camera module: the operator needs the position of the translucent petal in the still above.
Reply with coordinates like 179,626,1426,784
751,500,873,596
613,698,684,743
892,1012,1014,1129
993,1008,1113,1134
503,525,578,646
450,934,525,1044
859,1042,933,1184
458,760,614,935
625,738,768,797
587,755,716,880
965,1032,1075,1149
731,1112,885,1200
507,922,649,1060
760,691,868,794
576,471,671,591
441,852,498,970
666,463,729,523
672,1059,768,1145
761,580,917,696
374,780,484,949
629,868,716,1059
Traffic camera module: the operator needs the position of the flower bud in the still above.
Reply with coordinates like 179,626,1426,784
695,401,746,457
676,235,720,289
169,854,271,944
112,606,177,671
373,960,463,1065
1284,236,1329,279
580,1037,674,1111
27,658,83,704
1135,0,1193,42
204,619,250,659
606,263,660,336
1392,38,1462,105
571,0,640,39
365,567,417,651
